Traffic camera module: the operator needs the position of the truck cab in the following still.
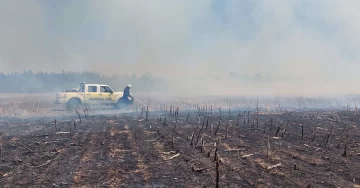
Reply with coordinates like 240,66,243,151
55,83,133,110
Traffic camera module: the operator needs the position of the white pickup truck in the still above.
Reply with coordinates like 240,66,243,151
55,83,134,110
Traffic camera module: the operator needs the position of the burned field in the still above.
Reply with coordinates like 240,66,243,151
0,96,360,187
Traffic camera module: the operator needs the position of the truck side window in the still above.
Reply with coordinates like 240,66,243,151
100,86,112,93
88,86,97,92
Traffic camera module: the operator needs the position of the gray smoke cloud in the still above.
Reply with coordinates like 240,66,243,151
0,0,359,96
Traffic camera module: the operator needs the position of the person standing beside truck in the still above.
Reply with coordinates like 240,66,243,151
123,84,132,99
116,84,134,108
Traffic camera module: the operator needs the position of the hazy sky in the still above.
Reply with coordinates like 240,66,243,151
0,0,359,95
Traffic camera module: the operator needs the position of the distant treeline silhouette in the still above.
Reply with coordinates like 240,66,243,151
0,70,168,93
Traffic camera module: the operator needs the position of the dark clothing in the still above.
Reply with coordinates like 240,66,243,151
117,86,134,107
123,87,131,98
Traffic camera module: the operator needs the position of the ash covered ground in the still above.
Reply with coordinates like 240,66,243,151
0,93,360,187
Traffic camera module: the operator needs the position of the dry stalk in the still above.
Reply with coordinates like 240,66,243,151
205,119,209,130
342,133,348,157
68,121,72,136
243,111,246,124
171,120,177,148
281,120,289,137
195,127,203,145
228,109,230,120
263,121,267,134
225,121,229,139
267,134,271,158
83,109,87,119
75,109,81,122
219,107,222,120
256,97,259,128
301,123,304,138
157,126,160,136
312,125,317,142
215,151,220,188
190,132,195,146
324,133,330,147
236,112,240,126
201,137,205,153
19,142,33,153
213,138,219,161
215,121,221,136
275,125,281,137
0,132,2,157
54,118,57,131
201,117,206,129
324,124,333,147
140,108,144,118
163,117,167,126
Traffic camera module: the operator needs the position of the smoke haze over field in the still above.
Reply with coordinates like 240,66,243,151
0,0,360,96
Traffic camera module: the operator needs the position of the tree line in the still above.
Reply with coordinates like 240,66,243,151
0,70,169,93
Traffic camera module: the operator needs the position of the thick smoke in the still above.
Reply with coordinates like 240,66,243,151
0,0,359,96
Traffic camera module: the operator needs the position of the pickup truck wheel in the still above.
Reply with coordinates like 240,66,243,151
66,98,82,110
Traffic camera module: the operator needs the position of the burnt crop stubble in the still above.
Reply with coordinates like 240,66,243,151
0,94,360,187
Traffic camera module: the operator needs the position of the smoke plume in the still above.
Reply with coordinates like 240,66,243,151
0,0,359,96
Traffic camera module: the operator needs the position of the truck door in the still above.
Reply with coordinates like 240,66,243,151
99,85,113,104
84,85,99,105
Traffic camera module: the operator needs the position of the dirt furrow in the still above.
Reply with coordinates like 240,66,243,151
22,133,86,187
106,121,125,187
72,133,99,186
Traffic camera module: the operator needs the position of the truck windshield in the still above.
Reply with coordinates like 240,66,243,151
100,86,113,93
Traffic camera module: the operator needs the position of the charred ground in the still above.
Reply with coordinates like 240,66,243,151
0,94,360,187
